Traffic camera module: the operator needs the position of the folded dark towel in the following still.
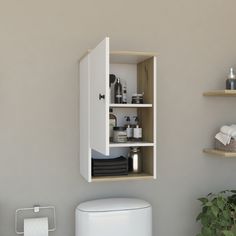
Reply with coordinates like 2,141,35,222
92,170,128,177
92,156,128,177
92,156,127,166
93,168,128,174
93,165,128,171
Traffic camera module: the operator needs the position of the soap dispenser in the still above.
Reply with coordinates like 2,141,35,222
133,116,142,141
226,67,236,90
124,116,132,141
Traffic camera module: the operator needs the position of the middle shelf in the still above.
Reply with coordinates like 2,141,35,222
110,103,153,108
109,141,154,148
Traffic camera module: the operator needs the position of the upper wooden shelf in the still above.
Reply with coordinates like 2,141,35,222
203,148,236,157
203,90,236,96
110,103,152,108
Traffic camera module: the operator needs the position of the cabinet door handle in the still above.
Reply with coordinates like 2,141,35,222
99,94,105,100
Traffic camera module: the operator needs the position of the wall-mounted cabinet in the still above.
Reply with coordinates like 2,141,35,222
79,38,157,182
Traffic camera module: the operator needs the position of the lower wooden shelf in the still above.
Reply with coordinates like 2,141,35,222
203,148,236,157
92,173,154,182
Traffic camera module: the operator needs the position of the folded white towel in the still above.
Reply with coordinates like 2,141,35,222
216,125,236,145
215,132,231,145
220,126,233,136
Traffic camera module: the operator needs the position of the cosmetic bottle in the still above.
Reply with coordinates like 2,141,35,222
226,68,236,90
133,116,142,141
124,116,132,141
114,78,122,103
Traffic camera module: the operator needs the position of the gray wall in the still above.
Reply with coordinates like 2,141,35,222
1,0,236,235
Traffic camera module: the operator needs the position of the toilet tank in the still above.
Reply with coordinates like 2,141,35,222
75,198,152,236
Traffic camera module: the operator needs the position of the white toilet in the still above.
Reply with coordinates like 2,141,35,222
75,198,152,236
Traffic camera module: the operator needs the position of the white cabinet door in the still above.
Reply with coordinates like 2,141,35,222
79,54,91,182
89,37,109,155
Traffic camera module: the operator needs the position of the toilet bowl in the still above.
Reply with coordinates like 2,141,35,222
75,198,152,236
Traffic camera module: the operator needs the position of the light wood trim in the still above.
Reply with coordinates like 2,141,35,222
137,58,154,143
110,51,157,64
142,147,154,175
110,51,157,57
92,173,154,182
203,148,236,157
203,90,236,96
80,50,157,62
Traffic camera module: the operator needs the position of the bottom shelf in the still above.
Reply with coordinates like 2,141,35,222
92,173,154,182
203,148,236,157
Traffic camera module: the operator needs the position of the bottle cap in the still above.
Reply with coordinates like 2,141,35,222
228,68,235,79
133,116,139,122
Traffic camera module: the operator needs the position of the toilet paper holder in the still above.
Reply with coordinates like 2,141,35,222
15,205,56,234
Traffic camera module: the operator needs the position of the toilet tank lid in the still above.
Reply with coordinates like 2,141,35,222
76,198,151,212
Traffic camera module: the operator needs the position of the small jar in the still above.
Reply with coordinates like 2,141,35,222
132,94,144,104
113,127,127,143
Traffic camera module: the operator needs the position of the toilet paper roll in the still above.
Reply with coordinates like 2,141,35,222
24,217,48,236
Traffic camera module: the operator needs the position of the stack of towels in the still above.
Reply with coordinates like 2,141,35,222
92,156,128,176
215,125,236,145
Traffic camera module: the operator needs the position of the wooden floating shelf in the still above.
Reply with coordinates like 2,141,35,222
203,90,236,96
203,148,236,157
110,104,152,108
92,173,154,182
109,142,154,148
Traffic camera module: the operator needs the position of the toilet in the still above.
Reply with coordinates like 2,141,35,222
75,198,152,236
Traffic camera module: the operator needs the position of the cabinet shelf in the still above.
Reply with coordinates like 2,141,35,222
203,90,236,96
110,104,152,108
203,148,236,157
92,173,154,182
109,141,154,148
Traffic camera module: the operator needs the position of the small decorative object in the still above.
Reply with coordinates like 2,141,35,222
131,93,144,104
196,190,236,236
113,127,127,143
226,68,236,90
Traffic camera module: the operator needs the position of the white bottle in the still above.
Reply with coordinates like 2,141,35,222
125,116,133,141
133,116,142,141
